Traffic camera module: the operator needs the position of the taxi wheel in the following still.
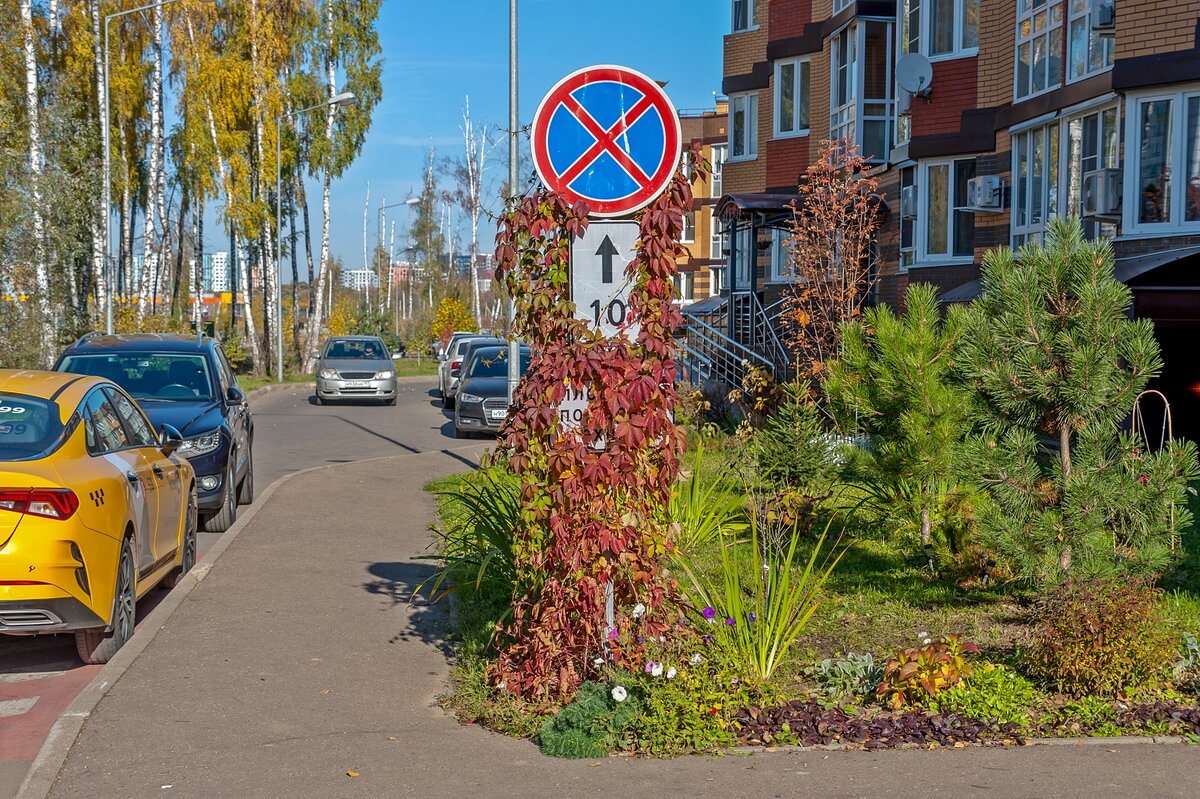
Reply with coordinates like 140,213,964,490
75,539,135,665
203,478,237,533
237,452,254,505
163,491,197,589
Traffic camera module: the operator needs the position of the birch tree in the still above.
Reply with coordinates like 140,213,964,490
136,0,166,324
452,96,494,325
20,0,52,363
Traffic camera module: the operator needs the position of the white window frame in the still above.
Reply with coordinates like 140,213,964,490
1066,0,1113,83
1124,87,1200,235
1063,103,1120,239
710,209,726,258
773,57,811,139
681,210,696,244
768,228,793,282
1015,0,1064,101
709,265,724,296
833,0,853,15
674,270,695,304
729,92,758,162
831,21,894,162
899,0,980,63
916,157,976,265
710,144,727,196
731,0,756,33
732,226,755,289
1011,121,1061,246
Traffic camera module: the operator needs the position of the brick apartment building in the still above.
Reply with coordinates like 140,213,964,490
675,102,729,305
690,0,1200,437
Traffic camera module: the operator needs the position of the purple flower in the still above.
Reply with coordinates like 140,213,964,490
724,617,736,626
645,660,657,674
701,606,716,620
702,634,713,644
608,628,618,641
748,612,757,622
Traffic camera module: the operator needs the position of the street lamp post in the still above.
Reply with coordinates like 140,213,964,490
104,0,197,335
275,91,355,382
507,0,520,405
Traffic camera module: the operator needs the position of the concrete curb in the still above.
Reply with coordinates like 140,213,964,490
16,442,481,799
725,734,1193,757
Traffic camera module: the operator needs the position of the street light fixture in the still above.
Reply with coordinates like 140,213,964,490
103,0,210,334
275,90,356,382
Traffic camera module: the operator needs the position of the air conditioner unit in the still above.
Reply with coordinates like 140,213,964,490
1091,0,1115,35
966,176,1004,211
1082,168,1122,217
897,89,913,117
900,185,917,219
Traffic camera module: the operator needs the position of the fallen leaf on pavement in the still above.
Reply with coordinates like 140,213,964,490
346,771,360,778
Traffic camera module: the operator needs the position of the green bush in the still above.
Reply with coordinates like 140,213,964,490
1026,578,1177,697
753,391,834,494
926,663,1038,728
806,653,883,703
538,681,638,759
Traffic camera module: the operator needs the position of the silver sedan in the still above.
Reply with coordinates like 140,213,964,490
314,336,398,406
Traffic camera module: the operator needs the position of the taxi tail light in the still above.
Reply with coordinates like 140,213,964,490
0,488,79,520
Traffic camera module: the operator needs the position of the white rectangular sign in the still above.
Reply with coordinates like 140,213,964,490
570,220,640,339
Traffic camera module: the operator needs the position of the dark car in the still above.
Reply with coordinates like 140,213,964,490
453,345,531,438
445,336,505,407
55,333,253,533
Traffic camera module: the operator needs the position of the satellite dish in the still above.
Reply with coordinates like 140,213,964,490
896,53,934,95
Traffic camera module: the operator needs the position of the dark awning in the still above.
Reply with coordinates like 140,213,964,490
679,294,727,316
714,193,801,228
938,245,1200,304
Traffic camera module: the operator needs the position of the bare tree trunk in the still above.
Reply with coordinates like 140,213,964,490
21,0,52,364
193,196,203,331
297,173,315,317
173,183,188,314
137,2,165,325
289,187,301,362
304,1,337,373
250,0,277,372
89,0,108,321
119,180,132,301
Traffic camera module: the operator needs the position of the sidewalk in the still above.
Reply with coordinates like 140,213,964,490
36,451,1200,799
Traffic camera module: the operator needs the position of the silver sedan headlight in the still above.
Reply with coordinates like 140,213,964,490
458,392,485,404
375,369,395,379
177,429,222,458
318,368,338,379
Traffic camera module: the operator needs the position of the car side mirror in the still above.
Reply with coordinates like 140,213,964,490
226,386,246,406
160,423,183,457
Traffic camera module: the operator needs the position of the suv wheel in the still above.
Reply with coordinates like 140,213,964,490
203,477,237,532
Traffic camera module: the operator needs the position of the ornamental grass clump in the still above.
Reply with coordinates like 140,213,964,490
1026,577,1177,698
675,511,845,682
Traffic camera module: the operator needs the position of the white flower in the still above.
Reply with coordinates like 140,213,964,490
651,662,664,678
690,653,703,665
593,657,605,668
923,638,932,645
631,603,646,618
917,631,928,639
611,685,628,702
496,682,505,691
666,667,677,680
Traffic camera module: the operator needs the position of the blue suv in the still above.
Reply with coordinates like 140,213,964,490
55,333,254,532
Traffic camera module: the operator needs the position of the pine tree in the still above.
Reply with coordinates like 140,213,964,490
958,216,1198,582
825,283,972,551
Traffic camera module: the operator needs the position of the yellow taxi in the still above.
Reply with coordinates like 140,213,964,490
0,370,197,663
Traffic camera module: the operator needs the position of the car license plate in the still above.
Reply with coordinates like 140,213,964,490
344,381,369,388
489,409,507,420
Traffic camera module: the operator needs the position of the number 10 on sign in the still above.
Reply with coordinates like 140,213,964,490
570,220,639,339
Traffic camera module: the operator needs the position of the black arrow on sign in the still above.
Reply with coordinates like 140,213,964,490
596,235,619,284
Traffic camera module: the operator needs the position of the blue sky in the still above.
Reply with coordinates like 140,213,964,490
305,0,727,272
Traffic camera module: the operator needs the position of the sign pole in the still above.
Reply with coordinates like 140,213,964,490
506,0,520,406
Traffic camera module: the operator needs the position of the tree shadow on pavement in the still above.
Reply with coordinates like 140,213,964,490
363,561,455,656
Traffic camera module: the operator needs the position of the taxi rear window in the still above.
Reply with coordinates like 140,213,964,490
0,394,64,461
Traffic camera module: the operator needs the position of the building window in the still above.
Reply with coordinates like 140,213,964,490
1012,122,1060,245
1016,0,1063,100
732,0,755,33
900,0,979,60
710,144,726,196
899,166,916,271
833,0,853,14
732,226,755,289
730,93,758,160
674,270,695,303
769,228,793,282
774,58,811,138
709,266,724,296
1126,89,1200,230
919,158,976,261
831,22,893,162
1067,0,1113,82
710,210,726,258
1065,105,1119,239
681,210,696,243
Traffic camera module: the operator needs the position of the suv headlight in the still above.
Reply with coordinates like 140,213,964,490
375,369,395,379
177,429,222,458
318,368,338,379
458,392,485,404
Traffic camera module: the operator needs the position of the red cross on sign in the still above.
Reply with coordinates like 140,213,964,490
531,65,681,218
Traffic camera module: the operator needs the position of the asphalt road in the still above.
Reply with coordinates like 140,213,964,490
0,377,460,799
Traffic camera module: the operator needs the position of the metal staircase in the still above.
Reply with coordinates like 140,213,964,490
678,292,792,389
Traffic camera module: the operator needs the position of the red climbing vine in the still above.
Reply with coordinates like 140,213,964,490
489,142,708,703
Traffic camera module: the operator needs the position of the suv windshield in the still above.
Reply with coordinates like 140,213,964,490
468,349,531,378
59,353,215,401
324,339,386,360
0,394,64,461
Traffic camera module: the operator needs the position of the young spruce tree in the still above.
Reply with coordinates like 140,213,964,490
957,217,1197,583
